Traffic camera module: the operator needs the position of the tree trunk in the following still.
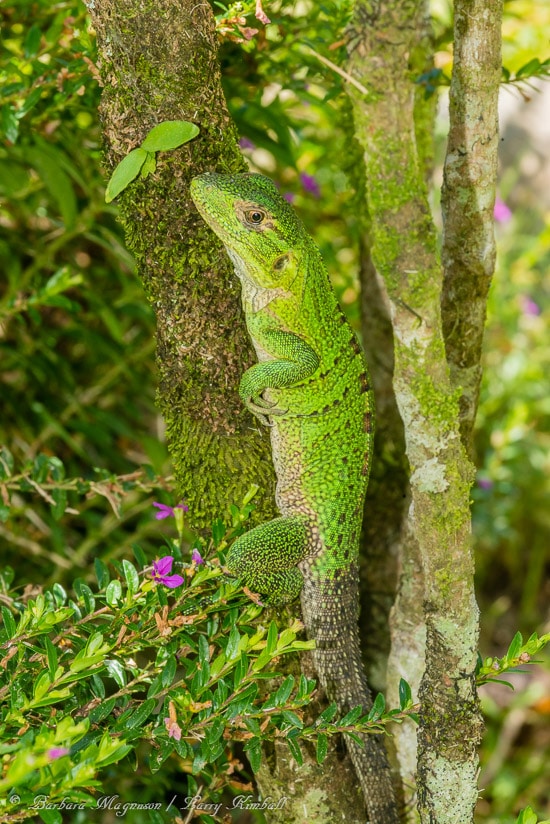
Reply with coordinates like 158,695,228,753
345,0,489,820
86,0,277,531
441,0,503,453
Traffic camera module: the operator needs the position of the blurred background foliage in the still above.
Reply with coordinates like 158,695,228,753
0,0,549,819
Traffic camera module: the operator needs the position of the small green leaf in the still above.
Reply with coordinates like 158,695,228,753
339,706,363,726
506,631,523,661
226,625,240,660
286,735,303,765
140,120,199,152
94,558,110,588
273,675,295,706
161,656,177,688
44,636,58,680
1,606,16,639
370,692,386,718
122,559,140,595
105,658,126,689
398,678,412,709
105,147,148,203
266,620,278,654
125,697,156,729
281,710,303,728
317,702,338,724
244,737,262,773
105,579,122,606
316,732,328,764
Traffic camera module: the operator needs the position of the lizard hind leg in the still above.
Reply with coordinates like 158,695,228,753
226,515,311,605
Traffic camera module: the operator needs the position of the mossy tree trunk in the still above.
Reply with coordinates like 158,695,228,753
345,0,501,820
441,0,503,452
86,0,277,530
88,1,369,820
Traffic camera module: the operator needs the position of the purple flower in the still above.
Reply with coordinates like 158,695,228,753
153,501,189,520
191,548,204,565
494,197,512,223
520,295,541,317
239,137,255,150
283,192,295,203
47,747,70,760
477,477,494,490
152,556,184,589
300,172,321,199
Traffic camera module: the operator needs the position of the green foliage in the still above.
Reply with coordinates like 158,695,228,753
0,513,413,822
477,631,550,688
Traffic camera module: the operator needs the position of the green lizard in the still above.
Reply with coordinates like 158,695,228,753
190,172,398,823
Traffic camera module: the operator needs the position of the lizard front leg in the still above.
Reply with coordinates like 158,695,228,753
226,515,311,605
240,329,319,424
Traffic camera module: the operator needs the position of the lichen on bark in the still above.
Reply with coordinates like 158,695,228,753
344,0,496,821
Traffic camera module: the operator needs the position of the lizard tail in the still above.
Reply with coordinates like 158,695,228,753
300,572,400,824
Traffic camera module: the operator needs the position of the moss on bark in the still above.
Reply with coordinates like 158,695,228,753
87,0,277,530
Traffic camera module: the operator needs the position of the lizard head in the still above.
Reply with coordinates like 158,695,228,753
190,173,307,292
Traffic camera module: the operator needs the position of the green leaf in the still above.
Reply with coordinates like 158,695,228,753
25,146,77,227
1,606,16,639
122,559,140,595
273,675,295,706
370,692,386,718
266,620,278,654
125,697,156,729
286,735,303,765
339,706,363,726
212,517,226,546
105,148,148,203
140,120,199,152
244,737,262,773
226,624,240,660
317,702,338,724
398,678,412,709
281,710,303,728
316,732,328,764
38,810,63,824
94,558,110,588
1,105,19,143
161,656,177,688
105,658,126,689
44,636,58,680
506,631,523,661
105,579,122,606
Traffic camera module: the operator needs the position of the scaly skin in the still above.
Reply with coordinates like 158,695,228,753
190,172,399,823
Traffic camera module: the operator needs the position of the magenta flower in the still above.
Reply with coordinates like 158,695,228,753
152,556,184,589
300,172,321,198
239,137,255,150
153,501,189,520
520,295,541,317
283,192,296,203
47,747,70,760
191,548,204,565
494,197,512,223
477,477,494,490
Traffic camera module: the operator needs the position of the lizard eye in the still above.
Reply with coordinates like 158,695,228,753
246,209,266,225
